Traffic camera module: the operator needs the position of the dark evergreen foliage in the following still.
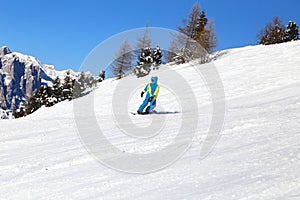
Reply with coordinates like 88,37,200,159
195,11,207,34
285,21,299,41
259,17,299,45
14,71,99,118
152,45,163,66
74,72,86,98
52,76,62,103
258,16,295,45
134,46,163,77
62,73,74,101
24,85,53,116
98,70,105,82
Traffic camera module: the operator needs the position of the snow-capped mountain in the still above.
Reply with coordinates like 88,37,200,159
0,46,54,111
42,64,83,81
0,46,84,118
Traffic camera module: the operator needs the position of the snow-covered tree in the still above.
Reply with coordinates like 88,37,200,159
13,102,26,118
41,86,54,107
25,87,44,115
52,76,62,103
285,21,299,41
152,45,163,66
135,47,152,77
62,72,74,100
15,85,54,117
111,39,133,79
137,47,153,65
87,76,97,88
258,16,286,45
73,72,86,98
98,70,105,82
134,45,163,77
13,71,99,118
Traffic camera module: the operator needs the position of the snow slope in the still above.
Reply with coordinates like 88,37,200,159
1,41,300,199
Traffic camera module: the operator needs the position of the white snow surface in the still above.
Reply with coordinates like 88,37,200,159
1,41,300,199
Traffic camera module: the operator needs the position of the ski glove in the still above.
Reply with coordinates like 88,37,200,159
149,96,154,102
141,91,144,98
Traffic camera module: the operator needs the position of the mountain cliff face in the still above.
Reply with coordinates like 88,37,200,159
0,46,53,111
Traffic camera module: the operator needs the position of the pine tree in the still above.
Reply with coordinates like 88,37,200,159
258,16,286,45
195,11,207,34
137,47,153,65
285,21,299,41
134,45,163,77
52,76,62,103
98,70,105,82
13,72,102,118
62,72,74,100
176,2,200,62
73,72,86,98
152,45,163,66
87,76,97,88
168,2,217,64
194,12,217,55
13,102,26,118
42,86,54,107
78,72,87,89
111,39,133,79
25,88,42,115
135,47,152,77
177,2,201,42
14,107,25,118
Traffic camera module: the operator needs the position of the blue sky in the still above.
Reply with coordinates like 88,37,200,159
1,0,299,72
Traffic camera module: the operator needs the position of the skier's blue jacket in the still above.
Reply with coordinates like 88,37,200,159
142,78,160,100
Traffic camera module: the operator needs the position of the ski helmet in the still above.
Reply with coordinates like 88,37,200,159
151,76,158,84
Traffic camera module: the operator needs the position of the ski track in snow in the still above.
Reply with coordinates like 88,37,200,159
1,41,300,199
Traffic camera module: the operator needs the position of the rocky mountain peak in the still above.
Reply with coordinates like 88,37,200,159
0,46,53,111
0,46,12,56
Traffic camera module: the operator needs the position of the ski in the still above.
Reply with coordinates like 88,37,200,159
130,112,148,115
130,111,157,115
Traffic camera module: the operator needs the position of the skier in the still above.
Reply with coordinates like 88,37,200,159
137,76,160,114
